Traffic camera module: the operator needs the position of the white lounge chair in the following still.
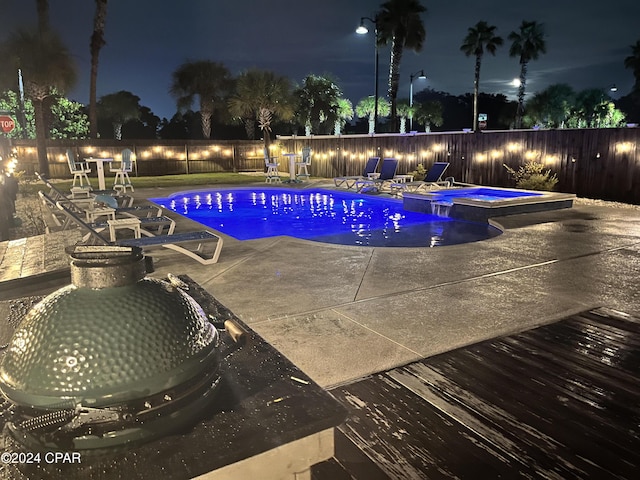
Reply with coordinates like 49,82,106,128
56,201,224,265
334,156,380,189
35,172,146,212
38,191,175,239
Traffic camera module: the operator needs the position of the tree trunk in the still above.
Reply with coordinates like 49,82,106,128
33,99,49,176
89,0,109,139
242,118,255,139
113,122,122,140
262,128,271,149
473,55,482,131
201,110,212,139
388,37,403,132
36,0,50,34
515,61,528,129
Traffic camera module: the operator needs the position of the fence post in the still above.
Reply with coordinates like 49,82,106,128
184,144,189,175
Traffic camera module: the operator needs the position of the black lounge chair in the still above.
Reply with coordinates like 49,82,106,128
333,156,381,189
390,162,452,194
354,158,399,193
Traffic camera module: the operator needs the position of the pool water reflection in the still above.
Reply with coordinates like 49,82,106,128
149,188,502,247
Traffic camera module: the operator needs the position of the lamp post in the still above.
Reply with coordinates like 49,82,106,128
356,16,379,134
409,69,426,131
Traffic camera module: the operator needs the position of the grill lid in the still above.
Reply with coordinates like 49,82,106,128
0,245,221,451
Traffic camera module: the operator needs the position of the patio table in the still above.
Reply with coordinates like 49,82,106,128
282,153,301,183
85,157,114,191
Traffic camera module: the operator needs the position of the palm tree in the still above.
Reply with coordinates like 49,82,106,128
396,99,412,133
0,28,77,176
460,21,503,131
414,100,443,132
508,20,547,129
296,74,341,135
97,90,141,139
36,0,50,34
334,98,354,135
624,40,640,94
170,60,232,139
356,96,390,134
228,69,294,148
376,0,426,130
89,0,109,139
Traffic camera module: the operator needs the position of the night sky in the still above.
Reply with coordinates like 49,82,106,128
2,0,639,120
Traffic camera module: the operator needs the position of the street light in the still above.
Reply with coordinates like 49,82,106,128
356,16,379,134
409,69,426,131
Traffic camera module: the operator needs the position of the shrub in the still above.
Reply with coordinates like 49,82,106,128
409,163,427,181
504,161,558,191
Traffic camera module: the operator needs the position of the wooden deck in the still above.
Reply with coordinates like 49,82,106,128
324,308,640,479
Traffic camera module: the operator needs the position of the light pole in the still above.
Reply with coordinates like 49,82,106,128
409,69,426,131
356,16,379,134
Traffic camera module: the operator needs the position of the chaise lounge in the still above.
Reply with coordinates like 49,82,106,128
389,162,452,195
333,156,381,189
55,201,224,265
354,158,399,193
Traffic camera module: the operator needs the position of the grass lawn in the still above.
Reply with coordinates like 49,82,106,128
20,172,265,195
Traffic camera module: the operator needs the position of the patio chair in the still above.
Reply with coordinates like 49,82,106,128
355,158,399,193
66,149,92,188
110,148,135,193
55,200,224,264
38,191,175,238
295,147,312,180
390,162,452,195
264,148,281,184
333,156,381,189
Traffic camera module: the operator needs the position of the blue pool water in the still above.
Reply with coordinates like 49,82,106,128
149,188,502,247
428,187,542,203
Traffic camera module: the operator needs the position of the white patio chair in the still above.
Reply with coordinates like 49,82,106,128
264,148,281,184
295,147,312,180
66,149,92,188
111,148,135,192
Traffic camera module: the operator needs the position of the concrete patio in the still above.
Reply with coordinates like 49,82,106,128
90,180,640,389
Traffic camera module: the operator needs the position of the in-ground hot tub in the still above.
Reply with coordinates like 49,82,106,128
403,186,575,221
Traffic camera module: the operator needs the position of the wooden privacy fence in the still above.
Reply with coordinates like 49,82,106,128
276,128,640,204
1,128,639,203
2,139,264,179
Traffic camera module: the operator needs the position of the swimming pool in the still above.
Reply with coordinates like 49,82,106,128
149,188,502,247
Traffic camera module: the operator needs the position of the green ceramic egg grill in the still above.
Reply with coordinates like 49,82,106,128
0,245,220,452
